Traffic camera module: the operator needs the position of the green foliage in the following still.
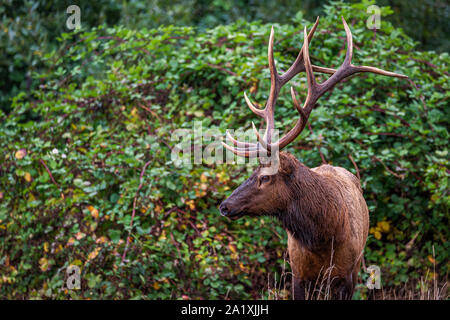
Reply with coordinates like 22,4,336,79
374,0,450,53
0,1,448,299
0,0,198,113
1,0,448,114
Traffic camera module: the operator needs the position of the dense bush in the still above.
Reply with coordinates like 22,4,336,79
1,0,448,115
0,1,448,299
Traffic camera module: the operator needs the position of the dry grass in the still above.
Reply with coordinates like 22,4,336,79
263,246,448,300
364,279,448,300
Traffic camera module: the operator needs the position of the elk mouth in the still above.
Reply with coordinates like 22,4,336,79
219,200,249,220
226,211,246,220
220,209,246,220
219,202,246,220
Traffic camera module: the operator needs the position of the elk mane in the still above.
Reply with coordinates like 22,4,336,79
276,153,348,252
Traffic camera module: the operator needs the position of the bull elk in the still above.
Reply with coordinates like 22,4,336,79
219,17,407,299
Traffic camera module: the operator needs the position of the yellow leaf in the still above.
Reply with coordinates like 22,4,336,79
66,237,75,246
54,244,63,254
43,242,49,253
158,231,166,241
87,247,101,261
153,282,161,290
24,172,32,182
186,200,195,210
377,221,390,233
427,255,436,264
88,206,99,219
374,231,382,240
39,257,49,271
91,208,99,219
249,79,258,94
75,232,85,240
15,149,27,159
72,259,83,266
228,243,237,254
96,236,108,244
200,173,207,183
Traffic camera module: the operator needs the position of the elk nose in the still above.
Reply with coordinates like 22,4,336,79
219,202,230,216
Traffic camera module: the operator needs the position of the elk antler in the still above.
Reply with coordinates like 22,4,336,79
222,17,408,158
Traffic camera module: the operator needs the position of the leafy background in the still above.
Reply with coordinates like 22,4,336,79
0,0,448,299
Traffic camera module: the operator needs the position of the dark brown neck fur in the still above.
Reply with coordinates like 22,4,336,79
275,155,344,251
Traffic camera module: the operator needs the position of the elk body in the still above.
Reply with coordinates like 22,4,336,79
219,17,407,299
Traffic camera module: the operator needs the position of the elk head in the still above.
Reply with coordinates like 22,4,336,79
219,17,407,220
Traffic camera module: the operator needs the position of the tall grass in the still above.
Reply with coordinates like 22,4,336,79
263,246,448,300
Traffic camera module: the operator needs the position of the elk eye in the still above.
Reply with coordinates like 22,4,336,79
260,175,270,184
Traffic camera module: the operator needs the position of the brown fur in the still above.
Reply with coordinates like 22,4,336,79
219,152,369,299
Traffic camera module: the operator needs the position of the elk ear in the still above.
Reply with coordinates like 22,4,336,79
279,154,297,176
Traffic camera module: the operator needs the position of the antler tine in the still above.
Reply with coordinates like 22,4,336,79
341,17,407,79
280,17,337,85
251,122,268,150
223,19,328,157
290,86,306,118
263,21,324,147
221,141,261,158
301,24,321,117
243,92,265,118
228,25,279,154
268,26,278,87
261,18,340,148
225,130,257,148
263,25,279,146
223,16,408,158
272,27,318,150
312,17,408,103
270,17,408,151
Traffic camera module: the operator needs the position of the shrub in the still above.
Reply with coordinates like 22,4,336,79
0,1,448,299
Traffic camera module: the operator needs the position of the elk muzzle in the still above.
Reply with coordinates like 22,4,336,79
219,199,245,220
